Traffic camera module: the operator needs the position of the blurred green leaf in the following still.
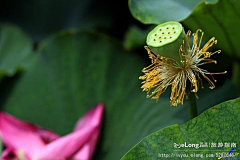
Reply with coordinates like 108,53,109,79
121,97,240,160
123,25,152,51
0,27,238,160
128,0,217,24
183,0,240,57
0,24,33,80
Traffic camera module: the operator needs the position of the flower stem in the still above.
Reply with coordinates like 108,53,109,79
187,92,198,120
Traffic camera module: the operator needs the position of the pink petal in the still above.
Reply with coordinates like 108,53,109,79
34,103,104,160
37,128,60,144
72,129,100,160
0,112,45,159
72,103,104,160
73,103,104,132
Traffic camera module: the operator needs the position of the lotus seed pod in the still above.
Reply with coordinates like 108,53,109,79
146,21,187,63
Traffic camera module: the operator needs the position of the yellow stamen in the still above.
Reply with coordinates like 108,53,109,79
16,149,27,160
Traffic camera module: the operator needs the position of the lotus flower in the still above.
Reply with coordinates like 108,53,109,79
0,103,104,160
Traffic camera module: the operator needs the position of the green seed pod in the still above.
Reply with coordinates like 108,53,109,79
146,21,187,63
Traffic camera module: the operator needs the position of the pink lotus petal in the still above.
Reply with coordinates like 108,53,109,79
0,112,45,159
34,126,96,160
74,103,104,132
72,129,100,160
37,128,60,144
72,103,104,160
34,103,104,160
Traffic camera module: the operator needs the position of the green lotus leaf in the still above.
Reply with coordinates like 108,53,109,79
183,0,240,57
128,0,217,24
0,24,33,80
121,97,240,160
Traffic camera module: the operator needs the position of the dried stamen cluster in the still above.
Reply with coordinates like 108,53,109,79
140,30,226,106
